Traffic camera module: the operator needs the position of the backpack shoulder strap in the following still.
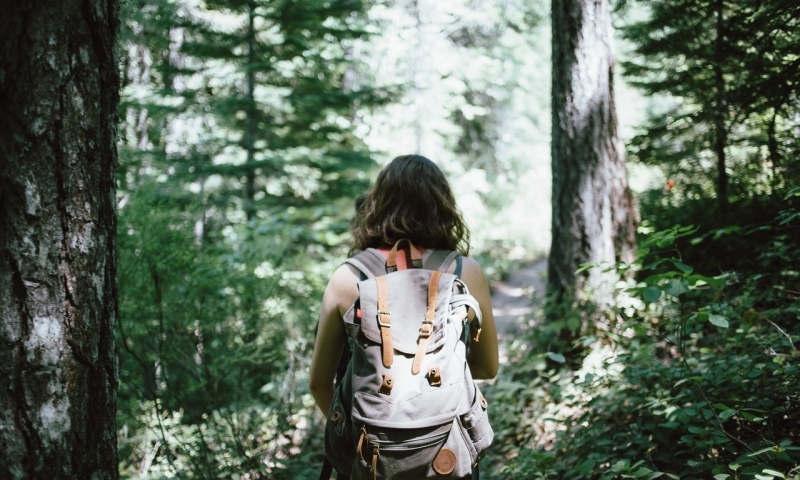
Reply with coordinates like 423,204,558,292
344,248,387,279
423,249,462,277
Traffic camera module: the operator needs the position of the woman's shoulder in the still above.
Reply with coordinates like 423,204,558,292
330,262,360,284
323,262,361,315
459,255,482,270
455,255,489,288
442,252,482,274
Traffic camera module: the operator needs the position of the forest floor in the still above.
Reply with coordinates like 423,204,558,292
489,258,547,362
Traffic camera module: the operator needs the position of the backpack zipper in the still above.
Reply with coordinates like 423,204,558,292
362,428,449,451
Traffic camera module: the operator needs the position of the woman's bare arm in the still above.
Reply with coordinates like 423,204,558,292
458,257,499,379
308,264,359,414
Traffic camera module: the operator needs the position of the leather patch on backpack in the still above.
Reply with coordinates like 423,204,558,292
427,364,442,386
432,448,457,475
379,373,394,394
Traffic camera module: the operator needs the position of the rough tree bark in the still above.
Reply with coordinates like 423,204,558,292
548,0,637,315
0,1,119,478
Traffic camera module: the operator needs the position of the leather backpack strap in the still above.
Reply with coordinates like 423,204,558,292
345,249,388,279
375,276,394,368
412,270,442,374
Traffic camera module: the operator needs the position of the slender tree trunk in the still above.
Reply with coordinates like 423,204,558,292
766,109,781,198
0,1,119,478
548,0,637,315
713,0,729,211
244,1,257,221
766,111,781,169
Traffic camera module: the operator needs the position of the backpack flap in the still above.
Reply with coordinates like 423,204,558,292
357,269,456,356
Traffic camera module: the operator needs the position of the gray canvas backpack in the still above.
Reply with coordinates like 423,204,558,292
323,240,493,479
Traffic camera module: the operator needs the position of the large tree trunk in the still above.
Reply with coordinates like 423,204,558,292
0,1,119,478
548,0,637,314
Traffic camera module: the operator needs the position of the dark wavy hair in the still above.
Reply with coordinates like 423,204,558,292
350,155,470,255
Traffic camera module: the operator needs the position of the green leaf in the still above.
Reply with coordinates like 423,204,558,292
693,312,710,323
566,317,581,332
709,315,729,328
740,411,762,422
643,258,672,270
643,286,663,303
664,278,688,295
671,260,693,273
762,470,785,478
687,274,727,288
546,352,566,363
749,446,781,456
575,262,598,274
713,226,742,240
674,376,701,387
784,186,800,199
719,409,737,420
714,475,731,480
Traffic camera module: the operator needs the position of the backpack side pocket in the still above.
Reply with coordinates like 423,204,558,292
457,383,494,464
324,389,355,476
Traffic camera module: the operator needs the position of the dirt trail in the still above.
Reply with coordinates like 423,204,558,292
489,258,547,337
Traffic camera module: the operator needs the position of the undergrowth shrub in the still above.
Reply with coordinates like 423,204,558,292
483,192,800,480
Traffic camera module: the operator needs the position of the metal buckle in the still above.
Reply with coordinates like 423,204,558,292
377,310,391,327
419,322,433,338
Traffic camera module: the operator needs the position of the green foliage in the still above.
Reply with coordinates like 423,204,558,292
483,194,800,478
116,0,381,477
621,0,800,205
116,173,354,477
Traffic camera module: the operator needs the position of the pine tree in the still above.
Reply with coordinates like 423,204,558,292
622,0,800,206
622,0,736,209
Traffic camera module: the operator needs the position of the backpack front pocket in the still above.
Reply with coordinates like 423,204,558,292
351,423,453,480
